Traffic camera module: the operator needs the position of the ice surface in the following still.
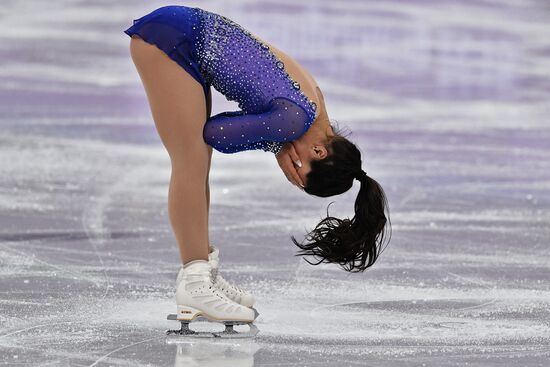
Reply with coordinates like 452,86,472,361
0,0,549,366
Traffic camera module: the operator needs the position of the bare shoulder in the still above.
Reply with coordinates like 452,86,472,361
315,85,325,106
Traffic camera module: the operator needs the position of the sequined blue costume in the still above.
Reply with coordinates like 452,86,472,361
124,5,319,154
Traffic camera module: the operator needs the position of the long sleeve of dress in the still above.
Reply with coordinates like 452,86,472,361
203,97,311,154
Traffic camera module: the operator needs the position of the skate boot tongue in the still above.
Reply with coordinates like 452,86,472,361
183,259,212,279
208,245,220,268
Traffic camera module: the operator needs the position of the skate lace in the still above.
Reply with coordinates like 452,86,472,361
215,273,246,296
186,276,241,310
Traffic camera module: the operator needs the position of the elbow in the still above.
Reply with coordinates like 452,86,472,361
203,135,233,154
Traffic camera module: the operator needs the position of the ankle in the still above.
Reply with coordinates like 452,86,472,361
183,259,209,268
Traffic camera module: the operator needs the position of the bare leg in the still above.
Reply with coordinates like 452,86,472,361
129,35,210,264
205,89,213,235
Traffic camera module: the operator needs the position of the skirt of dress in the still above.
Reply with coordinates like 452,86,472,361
123,5,211,100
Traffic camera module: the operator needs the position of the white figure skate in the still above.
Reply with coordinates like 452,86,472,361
166,259,259,339
176,245,255,307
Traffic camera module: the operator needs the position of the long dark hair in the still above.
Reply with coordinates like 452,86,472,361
291,121,392,272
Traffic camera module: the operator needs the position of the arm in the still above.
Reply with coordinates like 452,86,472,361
202,97,312,154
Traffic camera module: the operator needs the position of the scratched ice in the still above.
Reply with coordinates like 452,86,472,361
0,0,549,366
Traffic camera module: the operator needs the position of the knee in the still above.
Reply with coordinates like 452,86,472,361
169,143,211,169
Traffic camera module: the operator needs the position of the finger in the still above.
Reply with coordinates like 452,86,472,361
284,169,297,186
288,143,302,168
280,153,303,188
283,167,299,187
284,154,305,187
286,160,304,188
292,171,305,189
282,155,302,187
284,172,297,187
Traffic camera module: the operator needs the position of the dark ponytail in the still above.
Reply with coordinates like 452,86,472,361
291,122,392,272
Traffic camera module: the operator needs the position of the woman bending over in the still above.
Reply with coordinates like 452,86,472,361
124,5,391,325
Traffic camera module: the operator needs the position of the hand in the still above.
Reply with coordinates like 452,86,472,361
275,142,305,189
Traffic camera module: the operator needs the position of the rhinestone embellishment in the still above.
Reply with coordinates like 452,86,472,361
264,141,284,155
193,7,319,154
195,8,318,121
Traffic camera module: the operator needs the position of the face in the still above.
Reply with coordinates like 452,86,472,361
291,140,329,187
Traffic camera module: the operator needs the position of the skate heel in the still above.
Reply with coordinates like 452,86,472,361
176,305,202,321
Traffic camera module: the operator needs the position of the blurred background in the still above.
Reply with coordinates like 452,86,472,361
0,0,549,365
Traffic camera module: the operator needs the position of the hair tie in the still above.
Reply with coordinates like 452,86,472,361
354,169,367,181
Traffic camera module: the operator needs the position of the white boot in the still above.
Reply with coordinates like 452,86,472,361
176,245,255,307
209,245,256,307
175,259,255,322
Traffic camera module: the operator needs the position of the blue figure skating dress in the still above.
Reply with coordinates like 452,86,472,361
124,5,319,154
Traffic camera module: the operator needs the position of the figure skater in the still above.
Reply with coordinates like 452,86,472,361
124,5,391,326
